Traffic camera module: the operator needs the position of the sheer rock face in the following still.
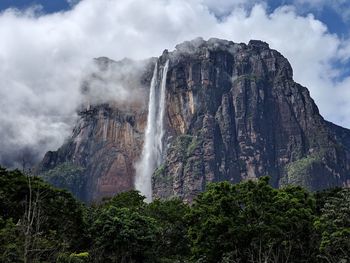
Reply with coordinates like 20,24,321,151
38,38,350,203
152,38,350,202
37,57,155,202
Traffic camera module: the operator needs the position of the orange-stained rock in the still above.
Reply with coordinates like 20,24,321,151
38,38,350,203
37,57,154,202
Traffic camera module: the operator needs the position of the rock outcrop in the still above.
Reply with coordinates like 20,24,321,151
152,38,350,202
38,38,350,203
37,57,155,202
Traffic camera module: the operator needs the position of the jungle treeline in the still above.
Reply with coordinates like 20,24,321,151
0,167,349,263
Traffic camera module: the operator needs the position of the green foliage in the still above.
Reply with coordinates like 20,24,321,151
314,187,343,214
152,165,174,195
282,153,323,189
154,164,166,178
0,217,22,262
187,177,316,263
1,166,350,263
172,135,201,160
89,191,158,262
101,190,146,210
90,206,159,262
315,189,350,262
145,199,191,262
0,167,33,220
153,135,202,194
56,252,89,263
186,136,200,156
173,135,193,160
40,162,86,200
0,167,88,262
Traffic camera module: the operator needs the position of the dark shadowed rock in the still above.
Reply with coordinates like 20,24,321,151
38,38,350,203
152,38,350,202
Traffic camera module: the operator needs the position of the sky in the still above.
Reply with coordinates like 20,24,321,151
1,0,350,168
0,0,72,13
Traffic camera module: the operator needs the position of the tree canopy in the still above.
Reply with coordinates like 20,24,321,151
0,167,349,262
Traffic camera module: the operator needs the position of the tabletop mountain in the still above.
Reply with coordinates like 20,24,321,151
37,38,350,202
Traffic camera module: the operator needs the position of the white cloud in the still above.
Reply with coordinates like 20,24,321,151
0,0,350,167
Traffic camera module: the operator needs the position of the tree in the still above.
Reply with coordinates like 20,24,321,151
90,206,160,263
56,252,90,263
0,217,22,262
0,167,88,262
145,198,190,262
315,189,350,262
187,177,316,263
21,175,46,263
101,190,146,211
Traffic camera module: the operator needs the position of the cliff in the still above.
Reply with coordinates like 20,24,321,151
37,57,155,202
152,38,350,202
38,38,350,202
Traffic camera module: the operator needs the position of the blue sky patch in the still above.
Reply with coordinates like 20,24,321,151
0,0,73,13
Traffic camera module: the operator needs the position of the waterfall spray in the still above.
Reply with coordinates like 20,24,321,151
135,60,169,202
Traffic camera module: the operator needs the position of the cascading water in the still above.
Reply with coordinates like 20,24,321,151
157,60,169,159
135,60,169,202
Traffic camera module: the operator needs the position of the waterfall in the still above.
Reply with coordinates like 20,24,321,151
135,60,169,202
157,60,169,160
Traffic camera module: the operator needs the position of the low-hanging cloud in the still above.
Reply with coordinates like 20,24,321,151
81,57,152,107
1,0,350,168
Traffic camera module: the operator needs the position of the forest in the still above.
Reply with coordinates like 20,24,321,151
0,167,349,263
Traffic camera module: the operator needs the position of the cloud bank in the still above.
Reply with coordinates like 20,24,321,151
0,0,350,168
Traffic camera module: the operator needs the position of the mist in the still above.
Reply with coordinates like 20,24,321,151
1,0,350,168
81,57,152,107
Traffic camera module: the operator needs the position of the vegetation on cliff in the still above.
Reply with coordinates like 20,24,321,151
40,162,86,201
0,167,349,262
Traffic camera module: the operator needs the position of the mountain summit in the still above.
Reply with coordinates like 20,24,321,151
37,38,350,202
